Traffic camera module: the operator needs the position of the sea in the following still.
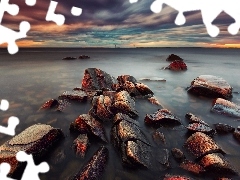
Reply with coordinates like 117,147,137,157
0,47,240,179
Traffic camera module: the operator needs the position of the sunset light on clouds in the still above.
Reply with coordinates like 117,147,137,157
1,0,240,48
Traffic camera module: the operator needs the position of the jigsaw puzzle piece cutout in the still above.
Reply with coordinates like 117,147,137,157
129,0,138,3
0,0,19,23
0,21,30,54
16,151,50,180
71,6,82,16
0,99,9,111
25,0,37,6
0,116,19,136
46,1,65,26
0,163,16,180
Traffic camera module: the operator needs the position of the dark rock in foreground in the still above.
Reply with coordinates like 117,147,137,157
165,60,187,71
70,146,108,180
187,75,232,99
166,54,183,61
111,113,151,168
184,132,225,159
211,98,240,118
145,109,182,126
0,124,63,175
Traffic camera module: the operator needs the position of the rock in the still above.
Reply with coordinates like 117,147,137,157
199,153,237,175
81,68,117,91
148,96,161,106
185,113,209,126
58,89,88,102
180,160,205,174
171,148,186,163
211,98,240,118
62,57,77,60
40,98,70,112
166,54,183,61
0,124,63,176
233,131,240,142
237,126,240,131
139,77,166,82
214,123,235,133
187,75,232,99
70,146,108,180
187,123,215,135
72,134,89,158
78,55,90,59
184,132,225,159
111,113,151,168
166,60,187,71
163,174,192,180
156,148,170,168
152,129,166,145
117,75,138,84
69,114,107,142
144,109,182,126
40,99,59,109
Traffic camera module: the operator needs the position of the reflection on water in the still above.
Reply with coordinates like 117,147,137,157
0,48,240,179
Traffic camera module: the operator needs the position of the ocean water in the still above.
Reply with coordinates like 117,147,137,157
0,47,240,179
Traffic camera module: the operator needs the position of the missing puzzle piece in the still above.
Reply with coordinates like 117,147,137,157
0,163,15,180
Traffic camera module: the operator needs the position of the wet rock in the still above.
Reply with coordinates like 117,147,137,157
69,114,107,142
199,153,237,175
62,57,77,60
0,124,63,175
40,99,59,109
152,129,166,145
148,96,161,106
70,146,108,180
145,109,182,126
185,113,209,126
187,123,215,135
40,98,70,112
171,148,186,163
117,75,138,84
81,68,117,91
166,54,183,61
180,160,205,174
59,89,88,102
184,132,225,159
78,55,90,59
214,123,235,133
163,174,191,180
211,98,240,118
135,83,154,97
165,60,187,71
187,75,232,99
233,131,240,142
111,113,151,168
72,134,89,158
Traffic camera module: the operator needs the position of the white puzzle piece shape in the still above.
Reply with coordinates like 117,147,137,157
0,163,16,180
46,1,65,26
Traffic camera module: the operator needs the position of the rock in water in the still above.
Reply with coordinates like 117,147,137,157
233,131,240,142
186,123,215,135
187,75,232,99
81,68,117,90
214,123,235,133
59,89,88,102
184,132,225,159
211,98,240,118
166,60,187,71
180,160,205,174
163,174,191,180
0,124,63,175
171,148,186,163
166,54,184,61
72,134,89,158
185,113,209,126
70,146,108,180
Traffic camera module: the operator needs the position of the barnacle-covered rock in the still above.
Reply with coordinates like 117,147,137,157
166,60,187,71
72,134,89,158
163,174,191,180
171,148,186,163
166,54,184,61
187,123,215,135
70,146,108,180
187,75,232,99
81,68,117,90
180,160,205,174
199,153,237,175
152,129,166,145
214,123,235,133
69,114,107,142
145,109,181,126
184,132,225,159
58,89,88,102
211,98,240,118
185,113,209,126
111,113,151,168
0,124,63,175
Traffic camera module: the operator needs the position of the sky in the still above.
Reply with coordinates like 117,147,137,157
1,0,240,48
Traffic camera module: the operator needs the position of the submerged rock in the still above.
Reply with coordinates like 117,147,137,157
165,60,187,71
78,55,90,59
81,68,117,91
199,153,237,175
69,114,107,142
111,113,151,168
72,134,89,158
184,132,225,159
185,113,209,126
0,124,63,175
233,131,240,142
187,123,215,135
211,98,240,118
187,75,232,99
163,174,191,180
40,98,70,112
40,99,59,109
152,129,166,145
166,54,184,61
145,109,182,126
62,57,77,60
70,146,108,180
171,148,186,163
214,123,235,133
180,160,205,174
156,148,170,168
59,89,88,102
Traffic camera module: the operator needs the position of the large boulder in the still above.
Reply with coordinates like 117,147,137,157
187,75,232,99
166,54,183,61
0,124,63,176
